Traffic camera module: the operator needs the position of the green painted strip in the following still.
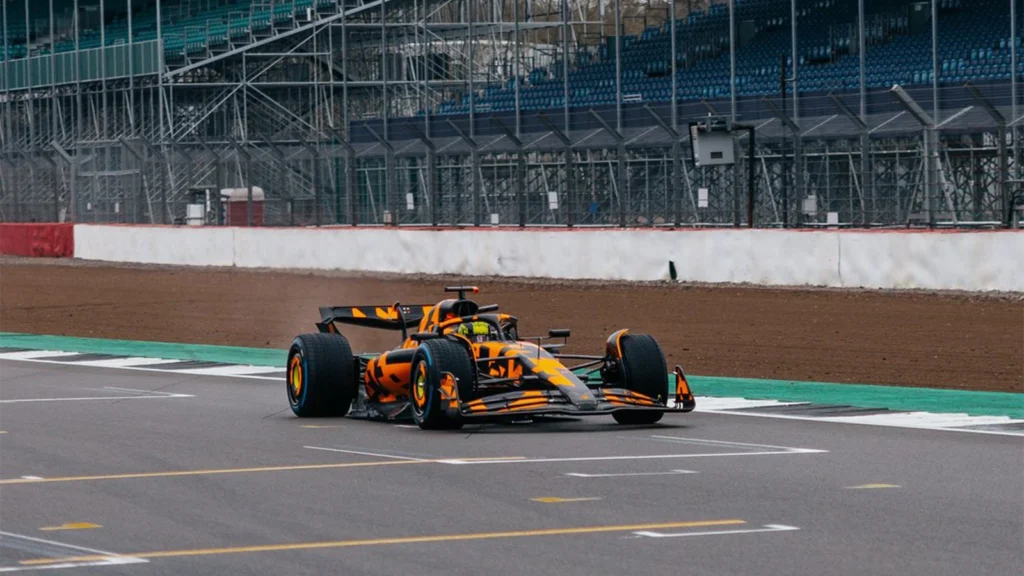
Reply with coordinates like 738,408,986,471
686,375,1023,419
0,333,285,367
2,332,1021,418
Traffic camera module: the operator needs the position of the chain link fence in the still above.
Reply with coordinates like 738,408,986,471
2,83,1020,228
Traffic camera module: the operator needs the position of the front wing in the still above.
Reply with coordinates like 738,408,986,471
455,368,696,418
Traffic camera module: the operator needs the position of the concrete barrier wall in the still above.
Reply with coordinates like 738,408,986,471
837,232,1023,291
74,225,235,267
74,225,1024,292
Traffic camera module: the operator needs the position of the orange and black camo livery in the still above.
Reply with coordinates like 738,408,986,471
364,348,415,402
312,285,696,421
318,304,433,331
674,366,697,411
458,387,675,417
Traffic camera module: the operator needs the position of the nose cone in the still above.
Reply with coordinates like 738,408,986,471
526,356,596,408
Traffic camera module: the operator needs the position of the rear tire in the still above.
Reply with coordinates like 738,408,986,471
410,339,475,430
287,333,357,418
611,334,668,426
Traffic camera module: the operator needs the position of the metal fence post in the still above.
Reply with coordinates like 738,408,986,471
196,137,224,225
51,142,77,222
262,137,291,225
447,120,481,227
491,118,526,227
408,123,438,226
830,92,870,225
299,137,323,227
643,105,682,227
228,137,253,227
891,85,936,227
762,97,801,226
365,125,395,226
588,109,627,227
965,82,1009,226
32,149,60,222
135,137,170,225
4,155,22,222
329,127,358,226
539,113,574,227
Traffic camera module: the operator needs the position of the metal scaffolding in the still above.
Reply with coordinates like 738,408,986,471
0,0,1020,228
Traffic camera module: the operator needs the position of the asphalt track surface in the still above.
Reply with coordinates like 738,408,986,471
1,359,1021,575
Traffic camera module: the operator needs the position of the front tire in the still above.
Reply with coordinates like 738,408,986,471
410,339,475,430
611,334,668,425
287,333,357,417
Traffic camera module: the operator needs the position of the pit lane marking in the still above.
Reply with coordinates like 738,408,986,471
643,435,820,452
1,435,823,486
438,445,825,465
633,524,800,539
696,408,1024,437
0,459,430,485
0,354,280,381
0,531,146,572
19,519,746,566
0,456,527,485
303,446,429,461
0,386,193,404
38,523,101,532
564,470,697,478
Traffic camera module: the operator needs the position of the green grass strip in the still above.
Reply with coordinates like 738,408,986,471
2,332,1020,418
0,332,285,367
686,375,1023,419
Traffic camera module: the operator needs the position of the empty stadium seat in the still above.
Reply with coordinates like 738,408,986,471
436,0,1018,115
2,0,340,63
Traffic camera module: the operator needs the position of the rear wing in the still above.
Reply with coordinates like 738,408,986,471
318,304,433,331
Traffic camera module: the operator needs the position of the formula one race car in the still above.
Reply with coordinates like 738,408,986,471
285,286,695,429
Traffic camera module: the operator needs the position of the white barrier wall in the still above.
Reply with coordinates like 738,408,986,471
75,225,1024,292
74,225,236,267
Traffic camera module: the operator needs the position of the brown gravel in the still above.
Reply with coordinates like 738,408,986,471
1,258,1021,392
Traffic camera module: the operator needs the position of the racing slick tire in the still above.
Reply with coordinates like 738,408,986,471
611,334,668,426
410,339,475,430
287,333,358,418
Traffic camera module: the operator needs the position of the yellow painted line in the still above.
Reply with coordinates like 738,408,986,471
845,483,901,490
531,497,604,503
0,460,423,485
0,431,7,434
0,456,524,486
300,425,346,429
40,522,102,531
21,519,746,565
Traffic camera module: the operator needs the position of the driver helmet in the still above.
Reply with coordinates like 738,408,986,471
456,321,494,343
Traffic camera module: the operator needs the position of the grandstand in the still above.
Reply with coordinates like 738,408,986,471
0,0,1020,228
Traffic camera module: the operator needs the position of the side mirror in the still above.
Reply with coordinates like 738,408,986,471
410,332,442,342
548,329,571,339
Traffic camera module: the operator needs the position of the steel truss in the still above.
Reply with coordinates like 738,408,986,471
0,0,1019,228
